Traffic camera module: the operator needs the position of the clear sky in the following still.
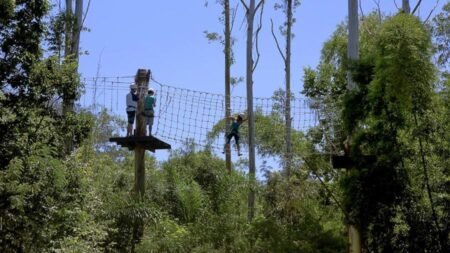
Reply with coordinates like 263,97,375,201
79,1,444,97
77,0,446,163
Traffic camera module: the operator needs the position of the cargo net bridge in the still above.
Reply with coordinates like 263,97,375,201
80,75,343,156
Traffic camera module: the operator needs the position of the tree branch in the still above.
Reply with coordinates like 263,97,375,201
411,0,423,15
359,0,365,20
230,2,239,33
255,0,264,12
81,0,92,29
240,0,248,11
373,0,382,22
303,158,347,218
271,19,286,62
393,0,400,10
253,2,264,72
423,0,440,23
413,111,442,249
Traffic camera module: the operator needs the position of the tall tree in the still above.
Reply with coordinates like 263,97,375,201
204,0,239,171
402,0,411,13
224,0,232,172
63,0,85,154
271,0,300,176
240,0,264,221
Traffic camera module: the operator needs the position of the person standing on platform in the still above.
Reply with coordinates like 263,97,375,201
143,88,156,136
126,84,138,136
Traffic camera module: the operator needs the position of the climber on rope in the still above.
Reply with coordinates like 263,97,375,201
143,88,156,136
223,114,246,156
126,84,138,136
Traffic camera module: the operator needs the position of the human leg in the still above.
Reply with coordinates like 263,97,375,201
223,133,232,153
235,134,242,156
147,116,154,136
127,111,136,136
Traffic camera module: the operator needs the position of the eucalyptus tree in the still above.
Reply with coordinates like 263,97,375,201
62,0,89,153
204,0,240,171
240,0,265,221
271,0,300,177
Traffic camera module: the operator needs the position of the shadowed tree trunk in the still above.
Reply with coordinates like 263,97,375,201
403,0,411,13
241,0,264,221
63,0,83,154
224,0,232,172
347,0,361,252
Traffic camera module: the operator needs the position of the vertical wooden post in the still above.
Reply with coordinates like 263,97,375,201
347,1,362,252
134,69,150,197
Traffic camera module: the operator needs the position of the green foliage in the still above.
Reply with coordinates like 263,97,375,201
251,172,346,253
0,1,99,252
342,14,447,252
0,0,15,24
303,11,448,252
432,2,450,68
0,145,107,252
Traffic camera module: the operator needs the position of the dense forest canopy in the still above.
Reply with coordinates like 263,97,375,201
0,0,448,252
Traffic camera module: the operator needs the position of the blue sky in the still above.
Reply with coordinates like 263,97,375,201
77,0,446,164
79,1,444,97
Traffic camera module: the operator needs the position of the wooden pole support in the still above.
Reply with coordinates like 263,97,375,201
134,69,150,197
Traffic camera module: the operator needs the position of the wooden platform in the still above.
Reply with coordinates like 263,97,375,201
109,136,171,152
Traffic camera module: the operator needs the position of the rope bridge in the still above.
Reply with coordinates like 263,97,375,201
80,76,341,155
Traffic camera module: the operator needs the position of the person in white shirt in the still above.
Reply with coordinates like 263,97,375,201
126,84,138,136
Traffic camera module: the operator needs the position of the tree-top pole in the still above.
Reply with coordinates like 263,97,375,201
347,0,361,252
134,69,150,197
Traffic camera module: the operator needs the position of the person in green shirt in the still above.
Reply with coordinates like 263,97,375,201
223,114,246,156
143,88,156,136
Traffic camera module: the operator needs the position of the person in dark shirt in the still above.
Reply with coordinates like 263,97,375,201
224,114,246,156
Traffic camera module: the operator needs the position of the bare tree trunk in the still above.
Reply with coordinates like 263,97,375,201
224,0,232,172
64,0,72,59
285,0,292,177
246,0,256,222
62,0,73,155
242,0,261,221
347,1,362,252
63,0,83,154
403,0,411,13
347,0,359,90
72,0,83,62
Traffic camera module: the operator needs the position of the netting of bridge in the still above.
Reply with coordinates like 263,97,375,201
80,76,341,154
